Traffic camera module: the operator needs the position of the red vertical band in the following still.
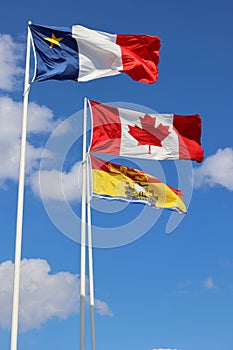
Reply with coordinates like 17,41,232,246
116,34,160,84
90,100,121,155
173,114,204,162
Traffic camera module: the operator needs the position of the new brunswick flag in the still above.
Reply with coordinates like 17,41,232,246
91,155,187,214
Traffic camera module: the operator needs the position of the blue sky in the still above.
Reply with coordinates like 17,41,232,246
0,1,233,350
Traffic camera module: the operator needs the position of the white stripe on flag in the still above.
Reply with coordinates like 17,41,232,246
72,25,123,82
118,108,179,160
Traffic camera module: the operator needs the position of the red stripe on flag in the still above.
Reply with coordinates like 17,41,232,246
116,34,160,84
173,114,204,162
90,101,121,155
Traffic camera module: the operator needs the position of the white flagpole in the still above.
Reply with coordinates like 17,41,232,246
10,21,32,350
80,97,88,350
87,155,96,350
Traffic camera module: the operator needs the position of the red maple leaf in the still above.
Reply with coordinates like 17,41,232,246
128,114,171,154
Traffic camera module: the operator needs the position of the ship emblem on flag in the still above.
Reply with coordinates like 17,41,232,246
90,155,187,214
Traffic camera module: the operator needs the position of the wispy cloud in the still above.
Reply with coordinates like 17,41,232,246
30,162,82,201
95,299,114,317
0,96,58,186
194,148,233,191
0,33,24,91
0,258,113,332
203,276,215,289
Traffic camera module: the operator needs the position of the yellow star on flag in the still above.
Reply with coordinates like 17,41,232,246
44,32,63,48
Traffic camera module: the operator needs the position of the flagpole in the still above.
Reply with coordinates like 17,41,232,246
87,155,96,350
10,21,32,350
80,97,88,350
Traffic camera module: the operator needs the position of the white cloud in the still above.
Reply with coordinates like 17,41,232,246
194,148,233,191
203,277,215,289
0,96,57,185
30,162,82,201
95,299,113,317
0,34,24,91
0,258,113,332
27,101,59,133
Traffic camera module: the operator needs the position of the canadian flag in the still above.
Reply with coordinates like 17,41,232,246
89,100,204,163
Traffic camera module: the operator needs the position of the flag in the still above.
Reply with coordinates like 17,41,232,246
91,155,187,213
89,100,204,163
29,24,160,84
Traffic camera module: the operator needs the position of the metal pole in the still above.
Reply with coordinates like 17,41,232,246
80,97,87,350
10,21,32,350
87,155,96,350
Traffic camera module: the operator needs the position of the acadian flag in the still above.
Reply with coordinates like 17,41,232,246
29,24,160,83
89,100,204,163
91,155,187,214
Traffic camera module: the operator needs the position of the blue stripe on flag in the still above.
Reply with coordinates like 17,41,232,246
30,24,79,82
92,194,186,214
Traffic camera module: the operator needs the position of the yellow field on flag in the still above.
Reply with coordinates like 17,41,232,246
91,155,187,214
